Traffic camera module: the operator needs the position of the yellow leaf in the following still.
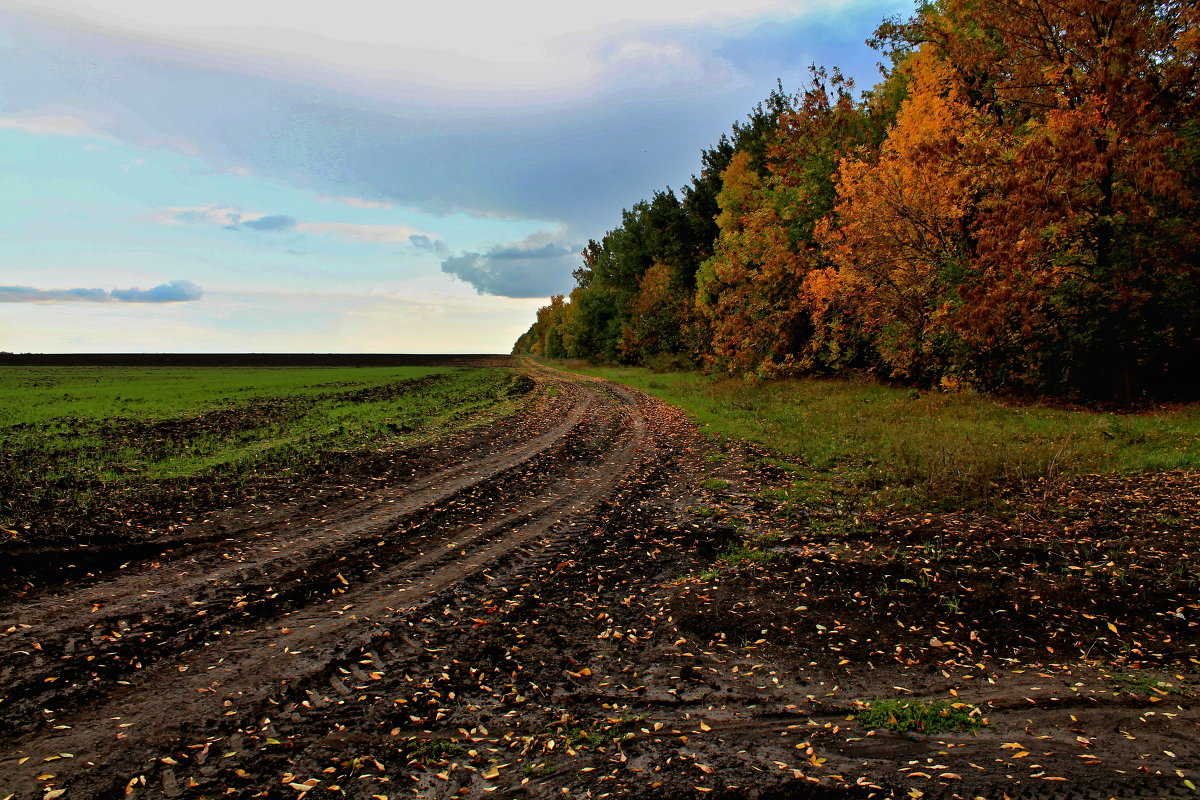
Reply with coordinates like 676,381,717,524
483,767,500,780
699,721,712,732
1107,622,1119,634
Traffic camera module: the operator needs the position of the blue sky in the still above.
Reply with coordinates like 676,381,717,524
0,0,910,353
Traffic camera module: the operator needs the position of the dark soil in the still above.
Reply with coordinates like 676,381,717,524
0,361,1196,800
0,368,531,562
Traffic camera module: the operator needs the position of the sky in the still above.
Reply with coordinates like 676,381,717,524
0,0,910,353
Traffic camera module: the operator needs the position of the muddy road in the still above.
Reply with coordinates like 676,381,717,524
1,363,1196,799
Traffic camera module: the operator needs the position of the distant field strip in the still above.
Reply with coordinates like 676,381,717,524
0,366,528,539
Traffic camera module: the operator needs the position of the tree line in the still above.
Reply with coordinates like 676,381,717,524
514,0,1200,401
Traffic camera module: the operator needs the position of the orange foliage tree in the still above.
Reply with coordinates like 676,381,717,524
924,0,1200,396
696,69,885,377
818,48,990,383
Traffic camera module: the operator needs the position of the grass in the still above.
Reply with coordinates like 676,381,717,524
405,739,463,762
854,699,985,734
1109,673,1191,697
0,366,529,539
719,539,779,566
541,360,1200,510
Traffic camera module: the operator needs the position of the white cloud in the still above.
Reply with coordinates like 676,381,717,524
317,195,397,210
143,204,254,227
2,0,802,98
0,107,110,138
139,135,201,156
294,222,427,243
7,1,794,61
142,206,432,243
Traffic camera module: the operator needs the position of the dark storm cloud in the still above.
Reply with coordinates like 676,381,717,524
0,279,204,303
441,242,577,298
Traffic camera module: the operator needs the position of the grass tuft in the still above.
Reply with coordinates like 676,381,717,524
405,739,462,762
854,699,985,734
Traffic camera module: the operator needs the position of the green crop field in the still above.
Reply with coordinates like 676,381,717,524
0,365,529,542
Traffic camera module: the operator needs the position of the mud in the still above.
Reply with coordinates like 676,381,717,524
0,361,1195,799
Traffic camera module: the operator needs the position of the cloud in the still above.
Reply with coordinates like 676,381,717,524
145,204,248,227
145,207,429,242
441,239,578,298
317,195,397,210
241,214,296,231
294,222,427,242
2,1,902,237
0,279,204,303
0,107,110,138
110,280,204,302
4,1,794,81
409,234,449,255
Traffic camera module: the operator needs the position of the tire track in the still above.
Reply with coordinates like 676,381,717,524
0,364,651,799
0,373,594,720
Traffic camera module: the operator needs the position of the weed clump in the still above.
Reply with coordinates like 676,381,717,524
854,699,985,735
405,739,462,762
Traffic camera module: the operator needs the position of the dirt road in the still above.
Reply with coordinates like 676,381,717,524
1,363,1195,799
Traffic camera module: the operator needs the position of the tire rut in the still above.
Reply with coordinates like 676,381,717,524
0,375,596,721
0,364,651,799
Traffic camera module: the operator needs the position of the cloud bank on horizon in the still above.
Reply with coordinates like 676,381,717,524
0,0,910,351
1,280,203,304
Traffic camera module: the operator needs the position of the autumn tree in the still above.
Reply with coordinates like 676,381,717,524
818,48,988,382
883,0,1200,397
697,68,891,377
617,260,703,364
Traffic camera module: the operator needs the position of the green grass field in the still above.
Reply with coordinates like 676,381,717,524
543,359,1200,510
0,366,528,540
